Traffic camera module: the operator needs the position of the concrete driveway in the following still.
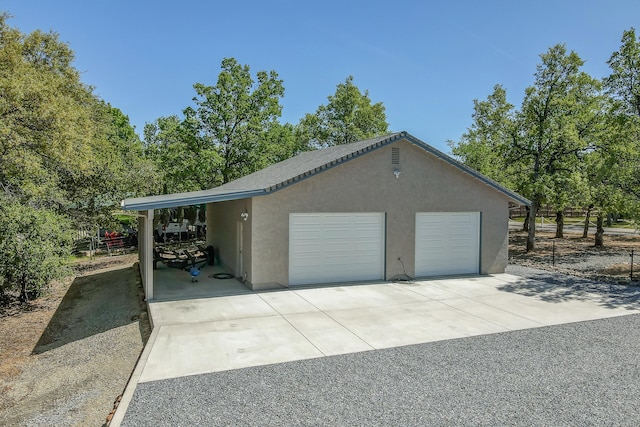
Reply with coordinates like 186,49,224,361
111,271,640,425
138,272,639,383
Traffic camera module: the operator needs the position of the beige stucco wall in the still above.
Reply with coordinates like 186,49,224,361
249,138,510,287
206,198,253,283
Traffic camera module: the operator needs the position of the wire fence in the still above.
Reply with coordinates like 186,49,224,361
544,241,638,282
509,230,640,285
73,230,138,258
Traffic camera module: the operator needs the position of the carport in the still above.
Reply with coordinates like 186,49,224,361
123,187,263,301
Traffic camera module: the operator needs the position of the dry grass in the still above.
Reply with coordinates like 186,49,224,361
598,263,640,277
509,229,640,281
509,230,640,257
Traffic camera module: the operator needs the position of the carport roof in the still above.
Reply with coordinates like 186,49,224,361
121,131,530,210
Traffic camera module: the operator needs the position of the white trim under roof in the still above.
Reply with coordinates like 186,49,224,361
121,189,265,211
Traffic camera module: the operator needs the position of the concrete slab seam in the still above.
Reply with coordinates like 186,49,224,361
255,292,328,356
291,289,381,350
437,297,546,331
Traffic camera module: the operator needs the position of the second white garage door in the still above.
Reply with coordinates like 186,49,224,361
415,212,480,277
289,213,385,286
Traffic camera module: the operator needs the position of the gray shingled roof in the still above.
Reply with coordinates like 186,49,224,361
121,131,530,210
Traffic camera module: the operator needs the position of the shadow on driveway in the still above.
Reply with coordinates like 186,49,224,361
501,266,640,310
32,265,144,354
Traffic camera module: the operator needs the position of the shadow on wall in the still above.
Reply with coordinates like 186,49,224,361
32,265,144,354
500,267,640,310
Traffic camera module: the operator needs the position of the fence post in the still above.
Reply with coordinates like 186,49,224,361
552,240,555,267
631,250,635,282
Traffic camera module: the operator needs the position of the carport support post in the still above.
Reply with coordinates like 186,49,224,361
142,209,154,300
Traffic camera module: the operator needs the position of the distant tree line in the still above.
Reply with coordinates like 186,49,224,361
449,28,640,250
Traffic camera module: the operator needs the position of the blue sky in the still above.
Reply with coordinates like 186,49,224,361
4,1,639,152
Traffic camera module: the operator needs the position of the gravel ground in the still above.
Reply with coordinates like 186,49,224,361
122,313,640,427
0,260,149,427
549,253,634,274
505,264,640,308
122,266,640,427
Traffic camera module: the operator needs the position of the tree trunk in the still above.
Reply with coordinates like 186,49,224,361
555,211,564,238
526,199,538,252
522,206,530,232
19,276,28,303
582,204,593,238
595,214,605,247
606,213,612,227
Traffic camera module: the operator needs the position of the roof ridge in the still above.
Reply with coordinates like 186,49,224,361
121,131,530,210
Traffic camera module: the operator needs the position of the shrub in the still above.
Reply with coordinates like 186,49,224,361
0,197,73,302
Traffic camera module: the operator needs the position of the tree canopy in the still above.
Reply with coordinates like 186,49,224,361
187,57,286,184
145,58,294,195
450,39,640,250
296,76,389,149
0,13,157,301
145,65,390,199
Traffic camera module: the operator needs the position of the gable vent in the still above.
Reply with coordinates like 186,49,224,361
391,147,400,165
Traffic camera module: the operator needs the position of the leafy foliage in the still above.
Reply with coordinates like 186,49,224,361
297,76,389,148
187,57,286,184
449,85,518,189
145,58,294,193
0,195,73,302
603,28,640,212
451,45,606,250
0,14,157,301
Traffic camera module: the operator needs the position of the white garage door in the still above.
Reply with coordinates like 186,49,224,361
415,212,480,277
289,213,385,286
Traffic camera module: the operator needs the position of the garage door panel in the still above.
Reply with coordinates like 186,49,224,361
289,213,385,286
415,212,479,277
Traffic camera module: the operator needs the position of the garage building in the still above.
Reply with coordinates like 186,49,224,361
122,131,529,294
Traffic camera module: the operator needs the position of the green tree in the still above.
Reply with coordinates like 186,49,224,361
449,84,526,223
0,196,73,302
451,45,604,250
143,115,216,192
514,45,603,251
185,57,286,184
0,14,156,226
297,76,389,148
602,27,640,239
67,103,159,229
0,14,156,302
257,122,299,166
0,13,96,207
449,85,515,184
606,28,640,117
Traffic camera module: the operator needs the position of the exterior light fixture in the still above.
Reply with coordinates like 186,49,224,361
241,212,249,221
393,169,401,178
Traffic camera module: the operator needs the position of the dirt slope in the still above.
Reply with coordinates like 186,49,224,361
0,255,150,426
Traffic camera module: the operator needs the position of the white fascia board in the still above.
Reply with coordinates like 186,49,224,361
121,189,265,211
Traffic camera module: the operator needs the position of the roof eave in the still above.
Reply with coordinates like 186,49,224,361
121,189,265,211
